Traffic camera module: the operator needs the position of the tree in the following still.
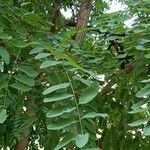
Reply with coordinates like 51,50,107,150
0,0,150,149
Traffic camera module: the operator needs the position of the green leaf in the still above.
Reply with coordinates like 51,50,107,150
140,79,150,83
29,46,44,54
136,87,150,98
0,60,3,71
82,112,108,119
79,83,99,104
17,64,38,78
116,53,127,58
0,32,12,40
143,126,150,136
43,83,70,95
13,74,35,87
47,119,77,130
40,60,62,68
35,53,51,59
54,136,75,150
128,108,148,114
46,106,76,118
43,93,73,103
11,82,32,92
0,47,10,64
0,109,8,123
144,54,150,59
9,39,28,48
128,117,150,127
131,100,149,110
85,148,100,150
75,133,89,148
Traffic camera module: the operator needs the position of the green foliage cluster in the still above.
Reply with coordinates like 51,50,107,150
0,0,150,149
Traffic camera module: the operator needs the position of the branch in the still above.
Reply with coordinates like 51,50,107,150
50,0,62,33
101,63,133,95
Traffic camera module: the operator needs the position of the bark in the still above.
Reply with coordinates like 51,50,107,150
15,88,36,150
15,136,29,150
50,0,62,33
75,0,93,42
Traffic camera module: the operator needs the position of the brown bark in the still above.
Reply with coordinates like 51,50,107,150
15,136,29,150
75,0,93,42
51,0,62,33
15,88,36,150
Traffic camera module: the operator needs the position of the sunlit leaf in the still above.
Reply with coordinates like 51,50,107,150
82,112,108,119
35,53,51,59
75,133,89,148
29,46,44,54
128,118,150,127
0,32,12,40
0,109,8,123
143,126,150,136
40,60,62,68
128,108,148,114
43,93,73,102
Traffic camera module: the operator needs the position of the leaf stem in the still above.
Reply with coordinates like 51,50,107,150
62,65,84,135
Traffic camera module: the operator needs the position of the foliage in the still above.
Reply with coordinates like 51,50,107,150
0,0,150,149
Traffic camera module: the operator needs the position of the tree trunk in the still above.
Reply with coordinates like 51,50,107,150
51,0,62,33
75,0,93,42
15,136,29,150
15,88,36,150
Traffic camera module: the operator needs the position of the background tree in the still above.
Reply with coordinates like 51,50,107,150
0,0,150,149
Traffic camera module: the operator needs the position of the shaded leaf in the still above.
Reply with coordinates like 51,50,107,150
0,47,10,64
47,119,77,130
54,136,75,150
17,64,38,78
0,60,3,71
43,83,70,95
11,82,32,92
79,83,99,104
9,39,28,48
46,106,76,118
13,74,35,87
